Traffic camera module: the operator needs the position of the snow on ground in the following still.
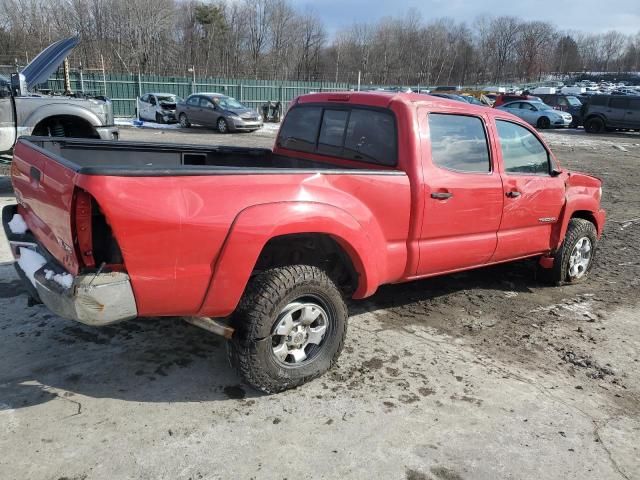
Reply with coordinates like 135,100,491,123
115,118,181,130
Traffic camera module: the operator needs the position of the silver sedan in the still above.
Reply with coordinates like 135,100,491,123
497,101,573,129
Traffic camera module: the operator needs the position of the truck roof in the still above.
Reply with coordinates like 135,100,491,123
296,91,493,114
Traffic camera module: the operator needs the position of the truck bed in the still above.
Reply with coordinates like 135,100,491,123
21,136,382,175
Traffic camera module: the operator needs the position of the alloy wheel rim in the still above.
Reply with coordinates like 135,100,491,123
219,119,227,132
271,299,330,366
568,236,592,279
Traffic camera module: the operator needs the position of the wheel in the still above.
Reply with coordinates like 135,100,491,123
217,117,229,133
537,116,551,129
585,117,604,134
155,112,165,124
538,218,597,285
179,113,190,128
228,265,348,393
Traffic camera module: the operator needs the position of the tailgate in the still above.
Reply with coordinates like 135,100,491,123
11,139,81,274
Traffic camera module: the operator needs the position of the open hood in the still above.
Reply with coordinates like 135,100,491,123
20,36,79,89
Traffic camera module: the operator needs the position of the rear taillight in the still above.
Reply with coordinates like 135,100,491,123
74,189,96,268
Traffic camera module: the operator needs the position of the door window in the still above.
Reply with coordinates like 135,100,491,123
140,94,149,102
521,103,536,111
504,102,521,109
428,114,491,173
200,98,214,109
187,96,199,106
496,120,550,175
609,98,628,109
628,99,640,111
557,97,568,107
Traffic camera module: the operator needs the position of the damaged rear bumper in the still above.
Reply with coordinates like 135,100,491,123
3,204,137,326
33,269,137,326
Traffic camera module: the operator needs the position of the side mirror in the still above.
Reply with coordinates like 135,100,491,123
550,167,562,177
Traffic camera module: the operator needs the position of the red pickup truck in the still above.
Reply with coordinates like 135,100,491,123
2,92,605,393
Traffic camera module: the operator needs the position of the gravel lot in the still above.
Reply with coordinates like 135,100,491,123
1,124,639,480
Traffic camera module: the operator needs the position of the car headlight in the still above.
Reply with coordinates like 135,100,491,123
229,114,242,120
257,114,263,121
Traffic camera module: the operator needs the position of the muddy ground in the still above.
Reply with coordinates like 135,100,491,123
0,125,639,480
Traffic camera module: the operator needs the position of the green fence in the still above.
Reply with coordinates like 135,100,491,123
47,72,351,117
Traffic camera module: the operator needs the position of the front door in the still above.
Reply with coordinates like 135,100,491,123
0,86,16,152
417,110,504,275
492,119,565,261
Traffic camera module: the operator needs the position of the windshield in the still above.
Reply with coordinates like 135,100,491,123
566,96,582,106
216,96,245,110
157,95,179,103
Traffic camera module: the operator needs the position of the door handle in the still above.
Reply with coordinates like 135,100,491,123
30,166,41,184
431,192,453,200
506,191,521,198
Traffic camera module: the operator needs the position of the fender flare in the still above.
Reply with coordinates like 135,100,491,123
551,197,603,250
23,104,103,131
197,201,384,317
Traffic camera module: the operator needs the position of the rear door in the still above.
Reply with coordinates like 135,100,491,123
416,111,503,275
492,119,565,261
624,98,640,128
607,97,629,127
185,95,201,122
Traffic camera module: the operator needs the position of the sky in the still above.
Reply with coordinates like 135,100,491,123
289,0,640,36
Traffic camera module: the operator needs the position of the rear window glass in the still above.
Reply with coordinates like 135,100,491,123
343,110,396,165
279,106,397,166
278,106,323,153
428,114,490,173
318,110,349,156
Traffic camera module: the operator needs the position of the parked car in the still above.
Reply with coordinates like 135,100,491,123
428,93,468,103
176,93,263,133
3,92,605,393
535,94,583,126
493,94,542,107
460,95,486,106
136,93,181,124
1,36,117,154
581,95,640,133
497,100,573,129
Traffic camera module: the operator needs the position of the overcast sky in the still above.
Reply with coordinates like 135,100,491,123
289,0,640,36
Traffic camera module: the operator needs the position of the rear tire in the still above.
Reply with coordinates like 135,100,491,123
228,265,347,393
537,116,551,129
537,218,598,285
585,117,605,134
179,113,190,128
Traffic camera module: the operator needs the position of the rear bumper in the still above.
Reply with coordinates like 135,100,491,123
95,125,119,141
2,204,137,326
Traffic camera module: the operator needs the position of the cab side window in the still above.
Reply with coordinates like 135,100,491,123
428,114,491,173
496,120,550,175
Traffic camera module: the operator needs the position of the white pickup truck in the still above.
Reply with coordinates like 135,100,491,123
0,36,118,153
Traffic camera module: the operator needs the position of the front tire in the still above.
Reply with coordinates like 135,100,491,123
537,116,551,129
228,265,348,393
538,218,598,285
217,117,229,133
155,112,165,124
